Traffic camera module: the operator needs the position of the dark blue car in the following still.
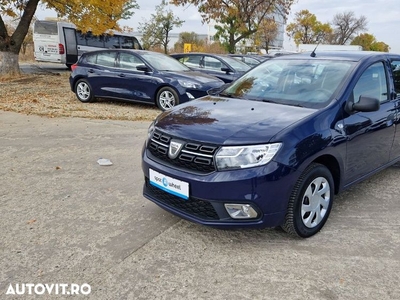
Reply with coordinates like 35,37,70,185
69,50,224,111
142,51,400,237
170,52,250,83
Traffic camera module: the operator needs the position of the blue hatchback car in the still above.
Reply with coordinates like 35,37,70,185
69,50,224,111
142,51,400,237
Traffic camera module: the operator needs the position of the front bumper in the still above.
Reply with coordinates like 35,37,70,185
142,147,299,229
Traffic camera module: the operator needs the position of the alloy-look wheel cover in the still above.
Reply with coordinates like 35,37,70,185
159,90,176,110
77,82,90,101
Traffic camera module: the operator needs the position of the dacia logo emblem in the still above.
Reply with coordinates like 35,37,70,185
168,140,184,159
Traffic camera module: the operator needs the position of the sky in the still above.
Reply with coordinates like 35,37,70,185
35,0,400,53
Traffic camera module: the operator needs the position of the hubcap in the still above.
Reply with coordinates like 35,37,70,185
159,90,176,110
301,177,330,228
77,82,90,100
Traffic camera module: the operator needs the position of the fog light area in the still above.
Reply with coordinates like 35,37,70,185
224,204,258,219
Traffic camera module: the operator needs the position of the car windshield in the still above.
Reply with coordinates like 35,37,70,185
220,56,251,72
141,52,191,72
222,58,355,108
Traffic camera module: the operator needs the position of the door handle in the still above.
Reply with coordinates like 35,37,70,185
118,73,125,77
87,69,94,73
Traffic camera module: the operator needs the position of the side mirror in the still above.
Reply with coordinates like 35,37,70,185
347,96,380,113
137,65,150,72
221,67,233,74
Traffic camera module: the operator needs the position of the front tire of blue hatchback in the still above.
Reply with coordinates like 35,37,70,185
282,163,334,238
75,79,94,103
156,87,179,111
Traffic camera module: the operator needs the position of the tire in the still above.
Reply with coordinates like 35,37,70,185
282,163,334,238
75,79,94,103
156,87,179,111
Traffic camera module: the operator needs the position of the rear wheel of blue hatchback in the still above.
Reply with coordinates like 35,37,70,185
282,163,334,238
75,79,95,103
156,87,179,111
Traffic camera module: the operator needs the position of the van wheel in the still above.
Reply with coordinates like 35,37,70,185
156,87,179,111
75,79,94,103
282,163,334,238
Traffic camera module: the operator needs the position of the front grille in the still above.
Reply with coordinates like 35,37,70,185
148,130,219,174
145,179,219,220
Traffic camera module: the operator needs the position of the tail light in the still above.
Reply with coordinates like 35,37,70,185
59,44,65,55
71,63,78,71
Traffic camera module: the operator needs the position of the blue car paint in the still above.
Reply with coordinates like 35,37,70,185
69,50,224,107
142,51,400,231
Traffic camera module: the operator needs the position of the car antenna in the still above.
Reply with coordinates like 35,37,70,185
310,34,323,57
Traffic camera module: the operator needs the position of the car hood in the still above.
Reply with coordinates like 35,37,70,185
160,70,223,85
154,96,317,145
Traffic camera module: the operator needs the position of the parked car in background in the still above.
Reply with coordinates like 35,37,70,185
69,50,225,111
228,54,270,67
142,51,400,237
170,52,251,83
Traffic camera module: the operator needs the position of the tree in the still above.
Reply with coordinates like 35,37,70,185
0,0,138,76
171,0,294,53
286,10,332,45
254,18,278,53
328,11,367,45
351,33,389,52
138,0,183,54
173,31,205,53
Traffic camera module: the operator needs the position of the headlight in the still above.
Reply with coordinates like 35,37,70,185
215,143,282,170
178,79,201,89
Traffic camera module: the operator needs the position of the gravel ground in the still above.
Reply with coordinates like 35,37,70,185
0,73,161,121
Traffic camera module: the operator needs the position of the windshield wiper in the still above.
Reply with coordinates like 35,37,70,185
262,99,305,108
261,99,279,104
219,92,236,98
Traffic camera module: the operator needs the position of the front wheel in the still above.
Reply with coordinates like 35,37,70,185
75,79,94,103
156,87,179,111
282,163,334,238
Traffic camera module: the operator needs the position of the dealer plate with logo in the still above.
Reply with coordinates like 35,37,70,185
149,169,189,200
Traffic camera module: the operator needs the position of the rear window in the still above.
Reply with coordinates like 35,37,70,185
34,21,57,35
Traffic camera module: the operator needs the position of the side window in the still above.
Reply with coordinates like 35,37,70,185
352,62,388,103
85,53,97,64
85,32,105,48
96,52,117,68
203,56,225,71
118,53,143,69
119,36,142,49
104,34,120,48
179,55,201,68
391,60,400,93
76,31,87,46
120,36,133,49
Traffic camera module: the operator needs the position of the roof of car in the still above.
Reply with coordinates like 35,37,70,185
170,52,231,57
279,50,397,61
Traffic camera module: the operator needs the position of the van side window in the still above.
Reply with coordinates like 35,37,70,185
391,60,400,93
352,62,388,103
104,34,120,48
